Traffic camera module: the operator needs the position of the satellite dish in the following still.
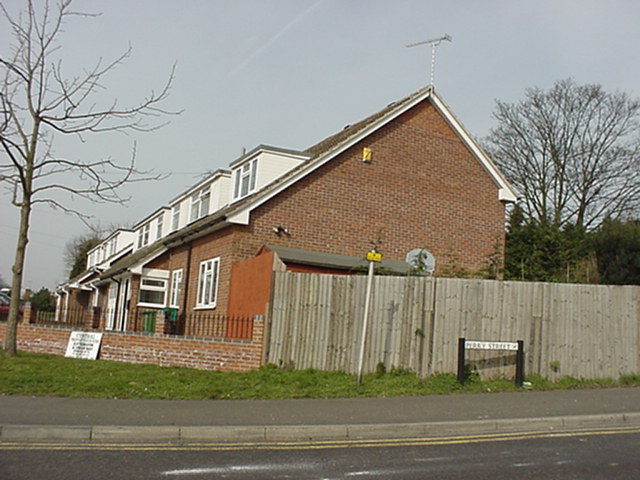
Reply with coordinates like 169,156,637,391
406,248,436,275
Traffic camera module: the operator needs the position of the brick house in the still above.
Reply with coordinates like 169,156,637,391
56,86,517,332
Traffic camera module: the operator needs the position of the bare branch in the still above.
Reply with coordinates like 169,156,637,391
484,79,640,229
0,0,178,355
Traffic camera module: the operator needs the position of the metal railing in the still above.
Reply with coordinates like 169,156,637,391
182,312,254,340
32,307,88,328
133,308,254,340
32,306,255,341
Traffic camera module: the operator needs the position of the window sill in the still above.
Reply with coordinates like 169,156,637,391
193,305,217,311
137,303,166,309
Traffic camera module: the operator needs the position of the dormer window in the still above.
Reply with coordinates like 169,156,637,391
137,223,150,249
156,213,164,240
233,159,257,200
190,188,210,222
172,204,181,231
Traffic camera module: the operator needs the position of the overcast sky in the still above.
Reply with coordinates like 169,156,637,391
1,0,639,291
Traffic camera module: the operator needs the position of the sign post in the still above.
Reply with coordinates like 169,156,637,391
457,337,525,387
356,250,381,386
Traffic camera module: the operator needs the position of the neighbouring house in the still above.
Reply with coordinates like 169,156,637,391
56,85,517,334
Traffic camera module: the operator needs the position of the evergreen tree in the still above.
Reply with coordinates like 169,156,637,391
505,205,591,282
29,287,56,311
591,219,640,285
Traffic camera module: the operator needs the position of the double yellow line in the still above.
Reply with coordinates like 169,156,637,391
1,425,639,451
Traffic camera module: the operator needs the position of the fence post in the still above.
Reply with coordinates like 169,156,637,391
154,310,166,335
261,310,272,366
84,307,100,330
457,337,466,385
22,302,36,324
515,340,525,387
252,314,267,364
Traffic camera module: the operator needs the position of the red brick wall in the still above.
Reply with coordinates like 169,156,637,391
145,229,239,314
145,100,507,315
99,99,505,317
0,317,265,372
234,101,506,279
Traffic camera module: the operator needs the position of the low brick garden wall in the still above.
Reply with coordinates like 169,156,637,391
0,315,266,372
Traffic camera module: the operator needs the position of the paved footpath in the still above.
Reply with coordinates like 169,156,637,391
0,387,638,443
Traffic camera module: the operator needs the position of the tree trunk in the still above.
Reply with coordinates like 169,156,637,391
4,200,31,356
4,119,36,356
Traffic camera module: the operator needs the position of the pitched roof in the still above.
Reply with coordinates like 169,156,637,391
224,86,517,226
303,87,429,157
68,86,517,283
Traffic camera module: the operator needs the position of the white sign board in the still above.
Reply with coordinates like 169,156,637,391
465,340,519,351
65,331,103,360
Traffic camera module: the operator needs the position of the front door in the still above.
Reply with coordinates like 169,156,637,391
105,282,118,330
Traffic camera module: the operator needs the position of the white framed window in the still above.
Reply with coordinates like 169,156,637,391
169,269,183,308
196,257,220,308
156,213,164,240
190,188,211,222
172,204,181,231
233,159,258,199
137,223,150,249
138,277,167,307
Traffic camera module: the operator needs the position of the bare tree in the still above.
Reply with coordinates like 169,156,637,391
64,231,103,280
484,79,640,229
0,1,177,355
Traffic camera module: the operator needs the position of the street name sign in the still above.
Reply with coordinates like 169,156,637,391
465,340,519,351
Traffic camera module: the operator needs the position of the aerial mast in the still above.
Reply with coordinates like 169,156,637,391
406,34,452,87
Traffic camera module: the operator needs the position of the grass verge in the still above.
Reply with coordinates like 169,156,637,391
1,352,637,400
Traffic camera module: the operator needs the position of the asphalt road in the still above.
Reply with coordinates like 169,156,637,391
1,426,639,480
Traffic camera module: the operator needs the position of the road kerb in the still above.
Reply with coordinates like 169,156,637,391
181,426,266,442
2,412,640,444
1,425,91,441
91,426,180,441
265,425,349,442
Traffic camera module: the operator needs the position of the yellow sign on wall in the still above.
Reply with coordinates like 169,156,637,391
366,251,382,262
362,147,372,162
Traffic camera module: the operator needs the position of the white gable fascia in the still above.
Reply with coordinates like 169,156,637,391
142,268,170,279
227,209,250,225
226,88,517,226
65,268,101,290
130,248,167,275
226,88,435,224
429,92,518,203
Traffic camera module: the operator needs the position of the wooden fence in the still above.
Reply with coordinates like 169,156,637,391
267,272,640,380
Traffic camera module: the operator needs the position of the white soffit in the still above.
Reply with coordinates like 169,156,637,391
429,92,518,203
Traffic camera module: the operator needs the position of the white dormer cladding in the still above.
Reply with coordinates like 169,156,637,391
230,146,309,202
168,169,232,232
86,149,306,265
133,206,173,252
86,229,135,270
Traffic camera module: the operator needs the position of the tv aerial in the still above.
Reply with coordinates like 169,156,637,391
406,248,436,276
406,34,452,87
